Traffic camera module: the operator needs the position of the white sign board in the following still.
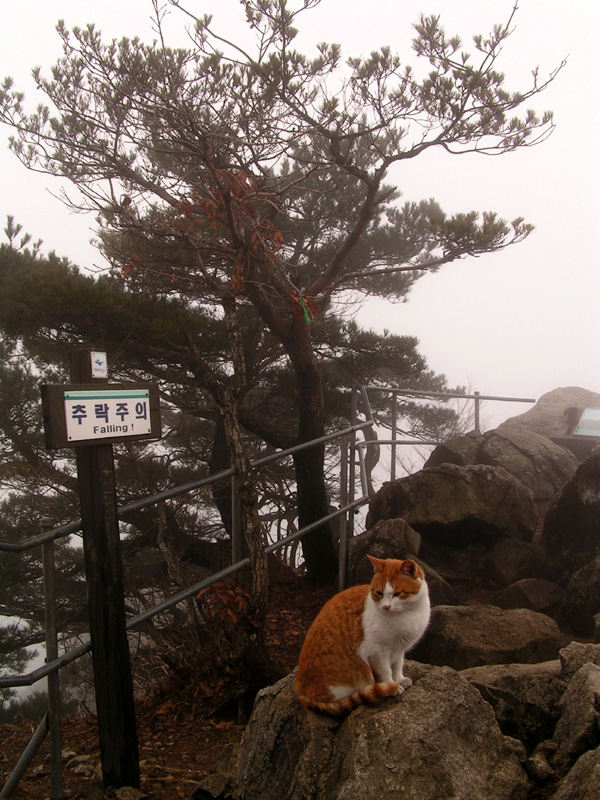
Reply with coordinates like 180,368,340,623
64,388,152,442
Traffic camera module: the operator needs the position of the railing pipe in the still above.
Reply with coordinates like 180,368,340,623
474,390,481,434
366,387,536,404
41,519,63,800
348,387,358,545
355,442,370,499
0,714,49,799
264,499,367,556
338,433,350,592
0,640,93,689
0,421,374,554
0,489,371,692
0,405,376,797
0,519,83,553
357,439,443,448
126,498,369,631
391,393,398,481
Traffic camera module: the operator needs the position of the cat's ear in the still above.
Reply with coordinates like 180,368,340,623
400,560,419,578
367,555,385,574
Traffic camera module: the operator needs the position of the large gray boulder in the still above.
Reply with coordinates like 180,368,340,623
411,605,564,670
542,448,600,578
559,641,600,680
348,518,421,584
486,538,542,587
366,463,537,546
229,639,600,800
480,428,578,504
238,665,530,800
426,427,578,509
461,661,566,751
497,579,564,616
497,387,600,442
559,556,600,637
424,430,485,467
551,663,600,772
548,747,600,800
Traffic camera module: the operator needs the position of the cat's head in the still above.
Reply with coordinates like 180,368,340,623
366,555,426,612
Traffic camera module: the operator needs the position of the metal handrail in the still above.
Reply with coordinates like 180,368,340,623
0,421,373,554
0,415,373,689
364,386,535,478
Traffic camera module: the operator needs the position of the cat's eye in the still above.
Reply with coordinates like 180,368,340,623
374,590,383,597
393,592,400,598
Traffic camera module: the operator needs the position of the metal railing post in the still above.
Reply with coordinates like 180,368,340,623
391,392,398,481
41,518,63,800
348,387,358,544
474,391,481,433
338,433,349,591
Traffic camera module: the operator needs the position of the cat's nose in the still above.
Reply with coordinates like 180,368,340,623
382,602,391,611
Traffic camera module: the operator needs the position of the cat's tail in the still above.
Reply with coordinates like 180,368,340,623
298,681,399,717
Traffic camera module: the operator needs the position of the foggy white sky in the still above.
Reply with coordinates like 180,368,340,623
1,0,599,427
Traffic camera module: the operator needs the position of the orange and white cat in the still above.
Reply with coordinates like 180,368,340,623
296,556,430,716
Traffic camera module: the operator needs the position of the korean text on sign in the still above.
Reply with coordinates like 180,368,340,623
64,389,152,442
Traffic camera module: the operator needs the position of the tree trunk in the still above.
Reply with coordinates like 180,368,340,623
288,317,339,585
209,413,233,537
219,394,279,704
293,446,338,584
186,301,277,703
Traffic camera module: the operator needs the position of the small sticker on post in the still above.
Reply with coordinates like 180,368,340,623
91,351,108,379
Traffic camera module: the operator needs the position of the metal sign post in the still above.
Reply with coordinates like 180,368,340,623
41,350,161,790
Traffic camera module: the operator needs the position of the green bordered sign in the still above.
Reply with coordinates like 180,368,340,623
42,383,161,449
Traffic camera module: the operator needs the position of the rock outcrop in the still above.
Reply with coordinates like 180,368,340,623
425,428,578,511
497,387,600,441
547,748,600,799
550,662,600,772
461,661,566,751
559,556,600,637
541,447,600,577
238,665,531,800
497,579,563,615
411,605,564,670
237,643,600,800
366,463,537,545
348,518,421,584
362,397,600,631
364,462,544,598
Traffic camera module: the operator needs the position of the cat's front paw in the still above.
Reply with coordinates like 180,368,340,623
395,676,412,691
